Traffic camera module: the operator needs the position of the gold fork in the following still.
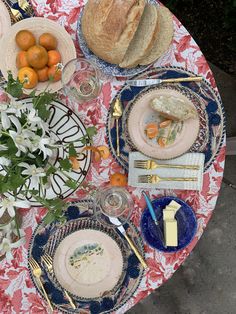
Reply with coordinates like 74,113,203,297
138,175,198,184
4,2,23,22
18,0,34,15
134,160,200,170
41,253,76,310
28,257,54,312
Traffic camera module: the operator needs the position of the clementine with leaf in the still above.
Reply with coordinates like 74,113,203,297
18,67,38,89
48,64,62,82
47,50,61,67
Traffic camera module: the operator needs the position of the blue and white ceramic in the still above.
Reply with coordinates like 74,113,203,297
141,196,197,253
28,200,145,313
106,66,226,171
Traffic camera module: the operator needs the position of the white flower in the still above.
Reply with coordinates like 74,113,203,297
30,136,54,160
9,115,22,133
0,196,30,218
19,163,46,188
0,157,11,166
0,236,25,262
6,97,31,117
9,130,31,156
0,110,10,130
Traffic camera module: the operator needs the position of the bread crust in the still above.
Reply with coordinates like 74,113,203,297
82,0,146,64
139,6,174,65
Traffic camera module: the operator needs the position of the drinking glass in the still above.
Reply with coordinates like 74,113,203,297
94,186,134,228
62,58,102,103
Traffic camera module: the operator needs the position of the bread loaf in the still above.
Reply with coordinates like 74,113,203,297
139,6,173,65
81,0,146,65
119,4,159,68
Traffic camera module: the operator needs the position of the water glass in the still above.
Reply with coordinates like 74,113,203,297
62,58,102,103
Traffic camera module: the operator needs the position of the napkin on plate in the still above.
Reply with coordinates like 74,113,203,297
128,152,205,191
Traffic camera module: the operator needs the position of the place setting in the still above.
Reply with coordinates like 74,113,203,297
0,0,226,313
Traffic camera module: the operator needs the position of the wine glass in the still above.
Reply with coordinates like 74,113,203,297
62,58,102,103
94,186,134,228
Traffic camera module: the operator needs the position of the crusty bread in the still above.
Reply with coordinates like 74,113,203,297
81,0,146,65
139,6,173,65
119,4,159,68
151,96,198,121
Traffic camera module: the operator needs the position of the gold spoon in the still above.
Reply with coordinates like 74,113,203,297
112,98,122,157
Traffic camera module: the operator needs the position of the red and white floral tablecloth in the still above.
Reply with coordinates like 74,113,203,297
0,0,226,313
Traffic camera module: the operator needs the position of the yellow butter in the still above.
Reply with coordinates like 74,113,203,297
164,219,178,246
163,210,175,220
166,200,181,214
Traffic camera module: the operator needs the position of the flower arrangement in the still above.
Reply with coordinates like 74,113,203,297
0,72,97,260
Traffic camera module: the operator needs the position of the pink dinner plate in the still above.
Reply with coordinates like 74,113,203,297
53,229,124,299
0,0,11,39
127,88,200,159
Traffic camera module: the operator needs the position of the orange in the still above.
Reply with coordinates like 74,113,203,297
16,51,30,69
18,67,38,89
69,156,80,170
15,30,36,50
159,120,172,128
47,50,61,67
145,123,158,139
48,64,62,82
26,45,48,69
36,66,49,82
110,173,127,187
97,145,110,159
39,33,58,50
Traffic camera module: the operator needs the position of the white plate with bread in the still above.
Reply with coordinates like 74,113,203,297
77,0,174,77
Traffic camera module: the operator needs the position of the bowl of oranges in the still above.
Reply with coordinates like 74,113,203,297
0,17,76,94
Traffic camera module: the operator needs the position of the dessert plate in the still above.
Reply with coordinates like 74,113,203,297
53,229,124,299
0,0,11,39
141,196,197,252
127,88,199,159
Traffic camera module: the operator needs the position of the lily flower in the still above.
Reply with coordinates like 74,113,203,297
0,236,25,262
0,196,30,218
19,163,46,188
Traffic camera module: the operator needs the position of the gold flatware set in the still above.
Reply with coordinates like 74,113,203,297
29,254,76,311
3,0,33,23
28,257,54,312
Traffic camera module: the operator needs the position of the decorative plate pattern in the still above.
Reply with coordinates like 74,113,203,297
127,87,200,159
28,200,145,313
106,66,225,171
1,99,91,205
141,196,197,252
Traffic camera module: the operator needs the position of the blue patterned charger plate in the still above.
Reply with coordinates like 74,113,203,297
28,200,145,314
106,66,226,171
140,196,197,252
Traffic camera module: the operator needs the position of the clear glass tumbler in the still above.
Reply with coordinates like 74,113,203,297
94,186,134,228
62,58,102,103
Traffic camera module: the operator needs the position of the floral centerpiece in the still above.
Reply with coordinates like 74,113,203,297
0,72,96,261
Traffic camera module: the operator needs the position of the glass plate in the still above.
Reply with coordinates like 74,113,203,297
106,66,225,171
28,200,145,313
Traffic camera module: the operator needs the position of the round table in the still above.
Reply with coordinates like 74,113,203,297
0,0,226,313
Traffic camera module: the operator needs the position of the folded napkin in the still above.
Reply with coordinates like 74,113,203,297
128,152,205,191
